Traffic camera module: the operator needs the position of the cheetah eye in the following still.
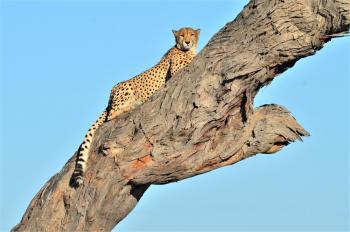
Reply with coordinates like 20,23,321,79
180,34,184,37
191,33,195,36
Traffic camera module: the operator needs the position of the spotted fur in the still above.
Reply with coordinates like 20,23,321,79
71,27,200,187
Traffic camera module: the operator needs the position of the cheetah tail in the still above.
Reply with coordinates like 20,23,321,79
70,110,107,188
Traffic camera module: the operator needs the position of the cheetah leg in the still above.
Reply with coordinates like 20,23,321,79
107,106,134,121
106,94,140,121
170,59,190,77
71,110,107,187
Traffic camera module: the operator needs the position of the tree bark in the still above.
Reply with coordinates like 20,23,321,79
12,0,349,231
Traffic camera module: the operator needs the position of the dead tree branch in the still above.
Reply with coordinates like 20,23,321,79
13,0,349,231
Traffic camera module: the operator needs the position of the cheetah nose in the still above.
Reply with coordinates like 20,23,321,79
185,41,190,45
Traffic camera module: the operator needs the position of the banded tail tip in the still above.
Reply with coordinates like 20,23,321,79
70,175,84,188
75,177,83,186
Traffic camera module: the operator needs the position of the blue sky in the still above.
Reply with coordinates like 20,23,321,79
0,1,349,231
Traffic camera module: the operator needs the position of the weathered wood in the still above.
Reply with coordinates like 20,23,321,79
12,0,349,231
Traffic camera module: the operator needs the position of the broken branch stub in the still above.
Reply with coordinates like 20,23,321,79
12,0,349,231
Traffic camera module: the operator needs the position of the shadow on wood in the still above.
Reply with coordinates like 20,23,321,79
12,0,349,231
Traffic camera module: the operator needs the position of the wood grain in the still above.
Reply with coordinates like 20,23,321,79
12,0,349,231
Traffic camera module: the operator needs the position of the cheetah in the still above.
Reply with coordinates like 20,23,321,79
71,27,200,187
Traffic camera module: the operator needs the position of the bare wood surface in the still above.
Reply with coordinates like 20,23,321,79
12,0,349,231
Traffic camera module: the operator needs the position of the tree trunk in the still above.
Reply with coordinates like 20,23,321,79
12,0,349,231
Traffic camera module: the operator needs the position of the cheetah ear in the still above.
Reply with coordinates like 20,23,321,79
172,29,178,36
196,29,201,34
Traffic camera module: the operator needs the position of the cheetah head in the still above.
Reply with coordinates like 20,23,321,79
172,27,200,51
